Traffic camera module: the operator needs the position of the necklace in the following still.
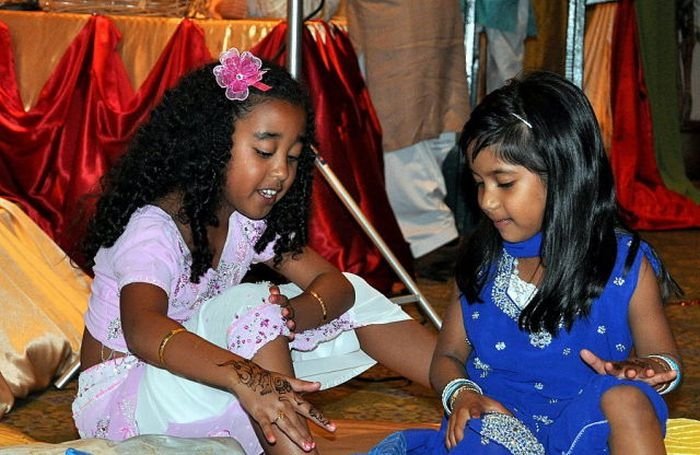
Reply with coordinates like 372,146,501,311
506,258,541,309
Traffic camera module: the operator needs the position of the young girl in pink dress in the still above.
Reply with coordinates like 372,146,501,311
72,48,436,455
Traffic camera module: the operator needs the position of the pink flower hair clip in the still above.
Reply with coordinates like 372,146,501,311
213,48,272,101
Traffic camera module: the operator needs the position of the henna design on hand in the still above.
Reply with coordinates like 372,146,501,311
309,406,330,426
218,359,274,396
273,375,292,394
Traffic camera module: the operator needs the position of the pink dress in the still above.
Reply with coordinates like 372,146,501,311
72,205,409,454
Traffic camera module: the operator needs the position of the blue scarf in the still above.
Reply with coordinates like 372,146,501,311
502,232,542,258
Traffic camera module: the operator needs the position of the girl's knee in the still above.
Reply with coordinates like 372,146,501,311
601,385,659,426
601,385,650,409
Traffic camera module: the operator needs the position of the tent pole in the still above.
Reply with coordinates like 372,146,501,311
286,0,441,328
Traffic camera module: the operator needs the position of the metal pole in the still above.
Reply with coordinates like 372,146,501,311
283,0,441,328
286,0,303,80
565,0,586,86
463,0,480,108
313,149,442,329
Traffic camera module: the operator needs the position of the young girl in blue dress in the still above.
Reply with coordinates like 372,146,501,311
370,71,683,454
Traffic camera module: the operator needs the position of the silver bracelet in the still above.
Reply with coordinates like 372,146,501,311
441,378,483,415
645,354,682,395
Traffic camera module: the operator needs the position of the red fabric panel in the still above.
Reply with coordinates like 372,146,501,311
610,0,700,229
0,20,39,221
252,22,412,292
0,17,408,291
0,16,212,257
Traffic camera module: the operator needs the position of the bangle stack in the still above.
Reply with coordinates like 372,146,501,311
441,378,483,415
158,327,187,366
645,353,682,395
308,290,328,321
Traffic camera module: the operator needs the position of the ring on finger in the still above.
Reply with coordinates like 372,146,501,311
274,411,285,424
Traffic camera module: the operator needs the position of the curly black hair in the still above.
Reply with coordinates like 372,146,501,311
81,59,317,283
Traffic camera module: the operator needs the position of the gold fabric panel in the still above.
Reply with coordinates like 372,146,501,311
523,0,568,75
583,2,617,154
664,418,700,453
0,199,91,416
0,11,282,111
345,1,470,152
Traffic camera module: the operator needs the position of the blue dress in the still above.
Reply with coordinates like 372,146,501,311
368,233,668,454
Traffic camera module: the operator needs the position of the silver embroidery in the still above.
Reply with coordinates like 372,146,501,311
492,251,522,319
480,413,545,455
529,330,552,349
506,259,538,310
473,356,492,378
94,417,110,439
533,414,553,425
106,319,122,340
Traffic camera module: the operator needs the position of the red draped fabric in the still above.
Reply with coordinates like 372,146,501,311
251,21,413,293
0,16,409,292
610,0,700,229
0,16,211,251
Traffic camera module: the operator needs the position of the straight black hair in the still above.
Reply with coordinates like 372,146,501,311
456,71,679,333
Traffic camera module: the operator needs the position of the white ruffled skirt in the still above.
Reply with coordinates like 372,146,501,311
74,273,410,454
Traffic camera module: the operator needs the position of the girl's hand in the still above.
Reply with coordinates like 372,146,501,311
580,349,678,389
268,285,296,336
220,358,335,451
446,392,510,449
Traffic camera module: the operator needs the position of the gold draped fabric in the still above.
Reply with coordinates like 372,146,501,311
345,0,470,153
0,198,92,416
523,0,568,75
583,2,617,154
0,11,283,111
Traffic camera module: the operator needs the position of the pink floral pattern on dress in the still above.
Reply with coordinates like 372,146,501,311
226,303,356,359
227,304,288,359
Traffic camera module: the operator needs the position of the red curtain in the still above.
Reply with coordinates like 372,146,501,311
610,0,700,229
0,16,410,293
0,16,211,251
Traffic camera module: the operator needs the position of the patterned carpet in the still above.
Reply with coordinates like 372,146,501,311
1,230,698,444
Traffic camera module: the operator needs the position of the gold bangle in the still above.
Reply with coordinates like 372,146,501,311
158,327,187,366
308,290,328,321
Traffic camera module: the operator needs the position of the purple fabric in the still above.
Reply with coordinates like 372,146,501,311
84,205,274,352
74,205,275,442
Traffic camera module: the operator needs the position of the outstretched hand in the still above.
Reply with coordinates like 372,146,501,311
268,285,296,336
220,358,335,452
580,349,677,388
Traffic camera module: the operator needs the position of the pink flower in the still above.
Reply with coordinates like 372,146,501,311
213,48,270,101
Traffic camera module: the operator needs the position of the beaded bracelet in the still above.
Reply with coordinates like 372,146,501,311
441,378,483,415
308,290,328,321
158,327,187,366
645,354,682,395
